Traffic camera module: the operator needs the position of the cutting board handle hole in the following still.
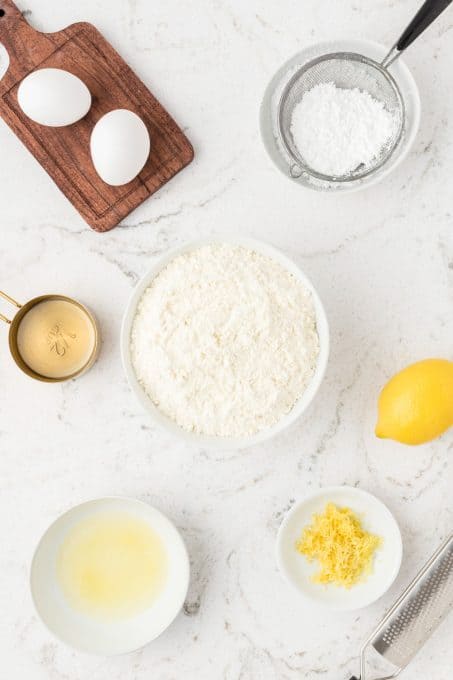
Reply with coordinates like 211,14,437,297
0,43,9,81
0,10,5,17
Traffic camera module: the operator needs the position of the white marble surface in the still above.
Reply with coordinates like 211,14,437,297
0,1,452,678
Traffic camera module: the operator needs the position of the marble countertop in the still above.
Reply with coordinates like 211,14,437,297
0,1,452,678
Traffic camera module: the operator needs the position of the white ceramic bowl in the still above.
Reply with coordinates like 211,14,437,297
276,486,402,611
121,237,329,449
30,497,190,655
260,40,421,193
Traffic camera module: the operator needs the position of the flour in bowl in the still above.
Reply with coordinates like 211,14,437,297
290,81,399,177
130,243,320,438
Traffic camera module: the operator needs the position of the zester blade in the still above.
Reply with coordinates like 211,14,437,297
371,533,453,670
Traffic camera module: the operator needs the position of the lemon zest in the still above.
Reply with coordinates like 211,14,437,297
296,502,381,588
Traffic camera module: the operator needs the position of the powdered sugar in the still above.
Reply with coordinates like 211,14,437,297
290,81,399,177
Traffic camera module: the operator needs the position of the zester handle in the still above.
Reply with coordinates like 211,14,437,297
348,676,396,680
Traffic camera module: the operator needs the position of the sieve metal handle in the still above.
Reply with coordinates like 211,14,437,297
0,290,22,324
382,0,453,68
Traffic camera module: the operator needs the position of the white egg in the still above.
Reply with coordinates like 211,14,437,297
90,109,151,186
17,68,91,127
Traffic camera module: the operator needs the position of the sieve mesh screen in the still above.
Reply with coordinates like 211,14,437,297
278,52,404,182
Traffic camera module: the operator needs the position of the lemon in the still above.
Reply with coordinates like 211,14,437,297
375,359,453,445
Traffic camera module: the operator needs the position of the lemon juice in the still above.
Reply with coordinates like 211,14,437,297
57,512,168,620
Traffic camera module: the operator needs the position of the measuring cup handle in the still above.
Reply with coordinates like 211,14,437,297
0,290,22,324
384,0,453,66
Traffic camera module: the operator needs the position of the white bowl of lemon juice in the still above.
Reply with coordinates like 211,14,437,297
30,497,190,655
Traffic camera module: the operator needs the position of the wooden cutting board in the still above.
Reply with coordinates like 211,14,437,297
0,0,194,232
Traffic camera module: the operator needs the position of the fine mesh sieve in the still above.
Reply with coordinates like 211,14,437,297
278,53,404,182
278,0,453,183
349,532,453,680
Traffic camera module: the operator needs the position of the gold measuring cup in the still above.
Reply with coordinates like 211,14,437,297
0,291,99,382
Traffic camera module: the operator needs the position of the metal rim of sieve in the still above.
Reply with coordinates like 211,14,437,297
277,52,406,183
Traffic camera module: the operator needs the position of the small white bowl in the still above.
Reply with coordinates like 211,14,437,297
30,497,190,655
276,486,402,611
121,237,329,450
260,39,421,193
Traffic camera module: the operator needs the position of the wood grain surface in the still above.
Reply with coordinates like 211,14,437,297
0,0,194,232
